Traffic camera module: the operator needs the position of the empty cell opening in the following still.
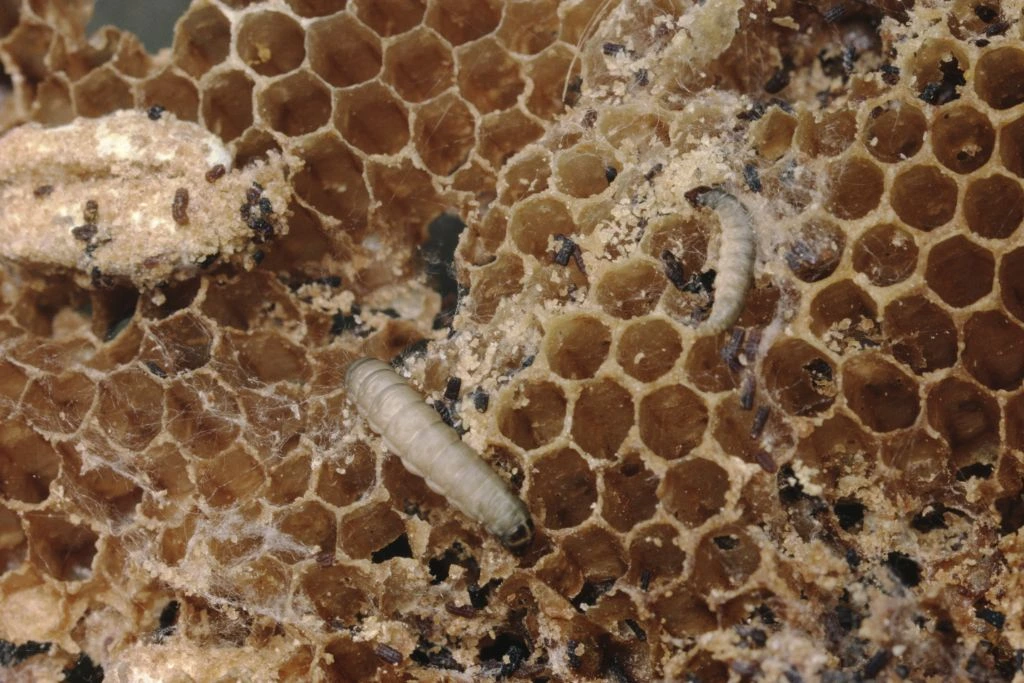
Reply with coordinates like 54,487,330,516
598,107,670,150
23,372,94,434
0,420,60,503
660,457,729,527
962,310,1024,390
543,315,611,379
852,223,918,286
925,236,994,308
751,108,797,161
931,105,995,174
965,174,1024,239
926,377,1000,469
638,384,708,460
195,446,265,507
975,46,1024,110
237,332,311,385
172,3,230,78
477,108,545,168
353,0,426,37
527,447,597,529
525,44,577,119
260,71,331,137
414,94,476,175
617,317,682,382
884,295,958,374
594,260,665,320
72,67,132,118
141,69,199,121
863,100,926,163
571,379,634,460
880,430,951,496
690,527,760,593
554,143,617,198
824,156,884,220
762,339,836,417
796,108,857,158
999,115,1024,178
301,564,372,624
794,413,873,488
509,194,576,258
627,523,686,589
842,355,920,432
25,513,98,582
338,502,408,559
642,215,708,270
334,82,409,155
315,443,377,507
809,281,878,338
96,369,165,451
890,165,958,231
237,11,305,77
292,134,369,228
910,40,968,105
276,502,337,561
382,27,455,102
601,453,658,532
426,0,502,45
498,0,558,54
497,380,566,449
467,253,524,322
456,38,525,114
784,217,845,283
201,70,254,143
308,13,382,88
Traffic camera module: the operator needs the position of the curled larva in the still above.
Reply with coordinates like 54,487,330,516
346,358,534,550
690,187,756,334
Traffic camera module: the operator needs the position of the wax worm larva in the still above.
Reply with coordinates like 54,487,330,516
346,358,533,550
688,187,757,334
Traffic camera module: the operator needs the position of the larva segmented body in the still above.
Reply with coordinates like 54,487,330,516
346,358,534,550
696,188,756,334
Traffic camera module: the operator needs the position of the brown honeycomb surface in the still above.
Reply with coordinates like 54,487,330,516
3,0,1024,681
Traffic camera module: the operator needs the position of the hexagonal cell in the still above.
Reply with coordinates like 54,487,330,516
925,236,994,308
292,133,369,229
553,142,617,199
333,81,409,155
285,0,347,17
33,76,74,125
172,3,231,78
962,310,1024,390
626,522,685,588
366,159,438,240
927,377,1000,469
809,280,878,338
308,13,382,88
140,69,199,121
682,334,737,394
638,384,708,460
236,331,311,385
275,502,337,561
477,108,545,168
195,446,265,507
201,70,254,143
413,93,475,175
264,451,312,506
863,100,926,163
884,295,958,374
750,107,797,161
140,313,213,376
796,108,856,158
890,165,958,231
467,252,524,322
456,38,525,115
784,217,845,283
794,412,874,488
598,106,670,151
0,419,60,503
641,214,708,267
23,371,94,434
852,223,918,286
842,354,920,432
96,368,165,451
71,66,132,117
824,156,884,220
762,339,836,417
660,457,729,528
25,513,98,582
259,71,332,137
496,0,558,54
594,259,665,320
315,443,377,508
508,194,575,258
524,44,576,120
931,105,995,174
543,314,611,379
353,0,426,36
617,316,682,382
964,174,1023,239
975,46,1024,110
527,447,597,530
300,562,373,624
237,11,305,77
601,453,658,532
382,27,454,102
571,379,633,460
496,380,566,449
690,525,760,593
909,39,968,104
426,0,502,45
999,115,1024,178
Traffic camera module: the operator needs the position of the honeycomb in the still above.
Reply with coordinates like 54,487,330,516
1,0,1024,680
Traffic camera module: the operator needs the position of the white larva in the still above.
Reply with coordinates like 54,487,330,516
345,358,534,550
697,187,756,334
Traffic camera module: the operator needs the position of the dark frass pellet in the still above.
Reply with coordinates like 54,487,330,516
83,199,98,224
172,188,190,225
205,164,226,183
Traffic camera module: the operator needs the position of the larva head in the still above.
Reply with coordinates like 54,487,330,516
500,517,534,552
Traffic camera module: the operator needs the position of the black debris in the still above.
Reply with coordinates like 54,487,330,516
90,267,112,289
750,406,770,439
833,499,865,530
567,639,582,670
634,68,650,86
571,579,614,611
144,361,167,378
154,600,179,642
911,505,949,533
985,19,1011,36
743,163,762,193
604,165,618,183
172,188,189,225
862,649,891,679
199,252,218,268
553,234,585,272
0,640,51,666
738,102,768,121
639,569,652,591
445,602,477,618
72,224,98,242
444,377,462,401
764,62,791,94
410,639,463,671
434,400,455,428
660,250,687,291
240,182,275,243
753,449,777,474
683,269,716,296
623,618,646,642
880,63,900,85
735,624,767,648
976,605,1006,630
205,164,226,183
472,389,489,413
777,464,805,504
846,547,861,568
721,328,745,371
713,535,739,550
602,42,626,55
371,534,413,563
83,199,99,224
975,5,999,22
804,358,833,384
582,109,598,128
147,105,165,121
886,551,922,587
374,643,403,665
480,633,530,677
956,463,994,481
62,653,103,683
740,373,756,410
252,249,265,264
823,5,845,22
918,57,965,105
644,163,664,182
33,184,54,198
